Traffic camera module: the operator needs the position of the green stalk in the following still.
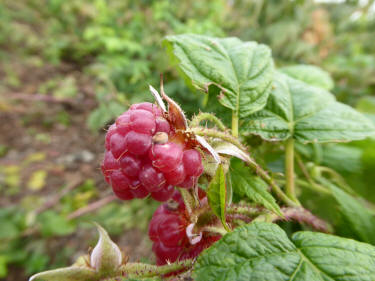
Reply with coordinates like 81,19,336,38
285,138,299,203
190,112,226,131
232,112,239,137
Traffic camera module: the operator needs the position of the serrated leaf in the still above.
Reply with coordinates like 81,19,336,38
164,34,274,118
280,64,334,90
231,160,282,217
328,182,375,245
242,72,375,143
207,165,230,231
29,266,97,281
194,222,375,281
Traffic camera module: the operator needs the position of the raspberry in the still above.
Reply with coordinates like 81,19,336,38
120,155,142,177
110,133,127,159
164,164,186,186
130,109,156,134
151,184,174,202
149,143,183,172
183,149,204,176
101,102,205,202
139,164,166,192
148,190,220,265
125,131,151,156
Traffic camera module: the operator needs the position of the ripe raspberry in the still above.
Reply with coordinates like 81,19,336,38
149,143,183,173
102,102,205,202
149,190,220,265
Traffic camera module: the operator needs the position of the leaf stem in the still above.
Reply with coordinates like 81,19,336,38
285,138,299,203
232,112,239,137
190,112,226,131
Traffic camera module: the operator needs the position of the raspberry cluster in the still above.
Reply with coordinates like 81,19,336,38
149,190,220,265
101,102,204,202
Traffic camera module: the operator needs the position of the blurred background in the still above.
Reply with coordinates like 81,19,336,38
0,0,375,280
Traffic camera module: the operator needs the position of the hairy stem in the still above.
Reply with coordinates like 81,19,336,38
232,112,239,137
120,260,193,278
285,138,299,203
190,112,226,131
191,127,247,151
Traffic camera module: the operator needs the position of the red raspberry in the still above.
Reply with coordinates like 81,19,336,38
101,102,205,202
139,164,166,192
183,149,204,176
148,190,220,265
149,143,183,172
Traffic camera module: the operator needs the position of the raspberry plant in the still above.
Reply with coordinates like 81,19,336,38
30,34,375,281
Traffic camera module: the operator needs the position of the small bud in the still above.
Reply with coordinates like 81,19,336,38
90,223,123,274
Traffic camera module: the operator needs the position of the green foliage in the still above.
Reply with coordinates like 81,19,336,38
279,64,334,90
242,72,375,142
194,222,375,281
165,34,274,118
328,182,375,245
230,160,282,217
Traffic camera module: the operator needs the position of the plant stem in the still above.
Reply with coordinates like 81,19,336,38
120,260,193,278
255,166,300,207
191,127,247,151
232,112,239,137
285,138,298,203
190,112,226,131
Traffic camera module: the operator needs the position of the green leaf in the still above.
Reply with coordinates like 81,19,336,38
29,266,97,281
242,72,375,143
164,34,274,118
280,64,334,90
231,160,282,217
328,182,375,245
207,165,230,231
194,222,375,281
